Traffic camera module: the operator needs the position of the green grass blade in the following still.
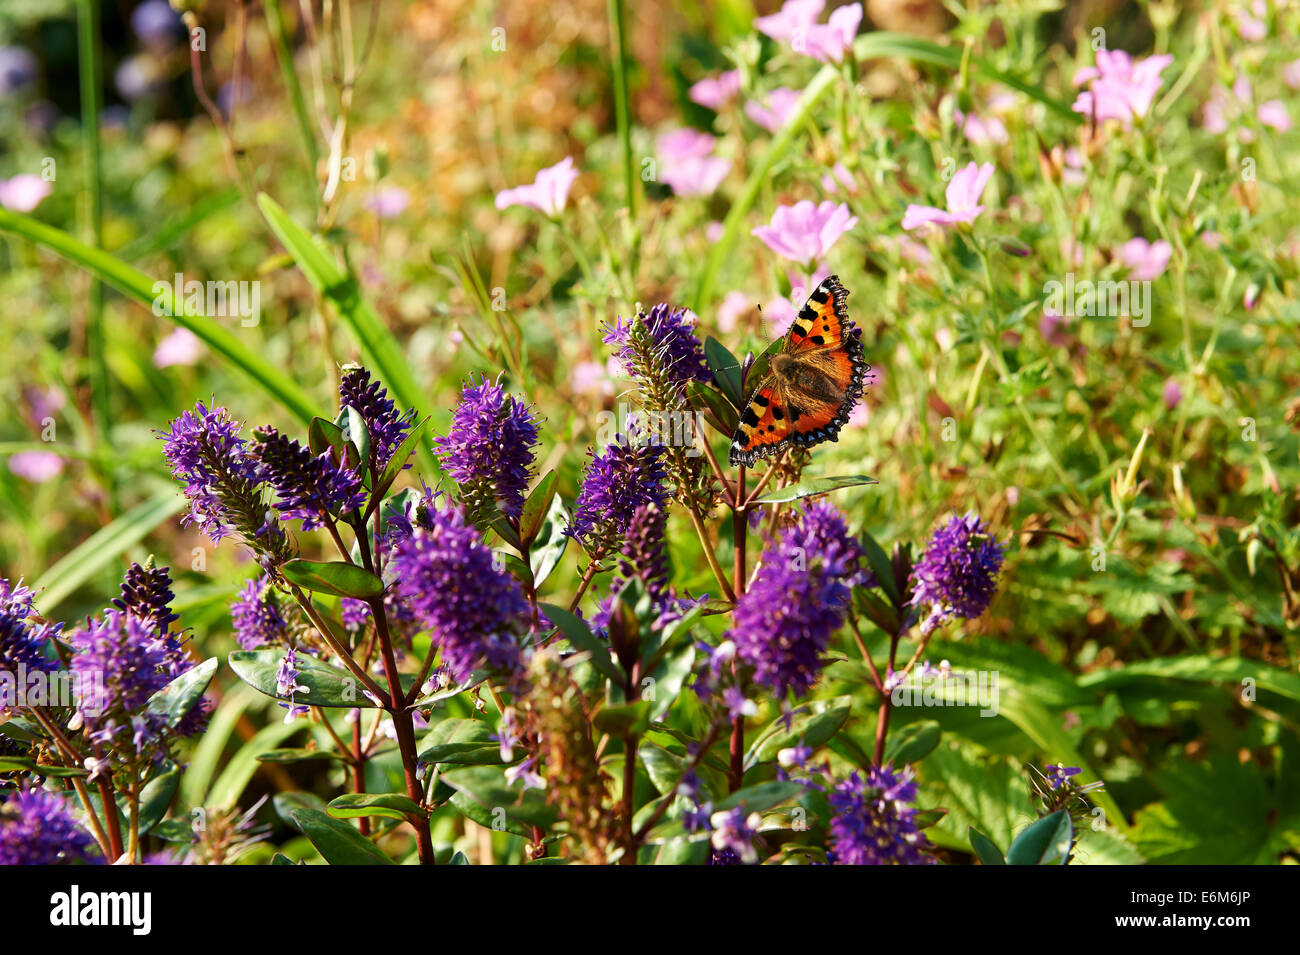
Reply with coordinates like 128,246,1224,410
692,64,839,314
32,490,185,613
257,193,441,477
0,208,321,424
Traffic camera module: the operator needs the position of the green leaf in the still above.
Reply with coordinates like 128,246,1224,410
440,766,558,828
308,416,347,457
969,826,1006,865
529,494,570,588
281,559,384,598
751,475,877,505
1005,810,1073,865
257,748,342,764
519,470,559,547
692,65,838,312
852,32,1080,121
858,529,902,607
593,701,652,736
31,491,185,613
704,337,744,408
746,695,852,768
327,792,424,821
418,718,503,766
539,602,622,683
0,757,87,778
147,658,217,728
714,780,805,814
335,405,371,470
136,763,181,835
646,644,695,721
229,649,378,708
0,207,320,425
448,791,533,839
291,807,396,865
374,416,430,499
883,719,941,766
689,381,739,435
915,740,1030,853
257,194,440,476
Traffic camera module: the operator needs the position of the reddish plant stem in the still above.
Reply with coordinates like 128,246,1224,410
872,630,903,766
728,465,747,793
352,719,369,837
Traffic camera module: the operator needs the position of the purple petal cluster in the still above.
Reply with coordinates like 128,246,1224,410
159,402,275,547
0,578,56,675
436,375,541,521
602,303,711,403
0,786,97,865
390,501,529,683
252,426,367,530
339,365,414,473
231,575,289,650
567,439,668,554
828,764,934,866
909,511,1004,633
69,610,174,758
728,501,862,699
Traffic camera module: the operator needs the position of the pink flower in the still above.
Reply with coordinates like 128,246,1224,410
1200,230,1223,249
820,162,857,195
1120,238,1172,281
657,129,731,197
762,295,799,338
1257,99,1291,132
571,360,615,398
365,186,410,218
1285,59,1300,91
0,174,52,212
754,0,824,44
901,161,995,232
1072,49,1172,127
954,108,1009,145
1040,309,1069,347
1235,9,1267,41
153,327,204,368
689,70,741,110
8,450,62,482
717,290,752,334
798,3,862,64
494,157,579,217
657,128,716,161
752,200,858,266
896,235,933,266
706,220,725,243
787,265,831,306
662,156,732,197
744,87,801,133
1162,378,1183,411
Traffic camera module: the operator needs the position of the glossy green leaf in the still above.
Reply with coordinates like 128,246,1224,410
327,792,424,821
281,559,384,598
884,719,941,766
229,649,377,708
1005,810,1073,865
969,826,1006,865
440,765,558,828
291,807,396,865
539,602,622,683
747,695,852,767
147,657,217,728
751,475,877,505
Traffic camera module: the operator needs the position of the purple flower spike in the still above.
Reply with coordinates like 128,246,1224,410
69,610,174,758
252,427,367,531
391,501,529,684
338,365,415,473
829,765,935,865
909,512,1005,633
729,501,862,699
603,303,711,401
0,786,98,865
567,439,669,555
231,575,290,650
112,561,180,636
436,375,541,523
160,402,283,549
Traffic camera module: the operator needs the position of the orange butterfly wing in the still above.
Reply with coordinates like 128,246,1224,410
729,275,868,467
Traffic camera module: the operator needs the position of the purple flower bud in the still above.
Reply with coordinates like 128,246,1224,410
567,438,668,555
909,512,1004,633
338,365,415,474
251,426,367,531
231,575,290,650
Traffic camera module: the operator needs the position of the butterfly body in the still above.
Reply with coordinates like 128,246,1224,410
728,275,867,468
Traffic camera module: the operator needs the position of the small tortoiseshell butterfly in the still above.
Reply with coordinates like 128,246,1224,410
728,275,867,468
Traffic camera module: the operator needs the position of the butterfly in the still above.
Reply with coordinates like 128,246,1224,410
728,275,868,468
